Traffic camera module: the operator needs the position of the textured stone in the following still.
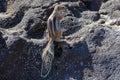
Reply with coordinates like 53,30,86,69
0,0,120,80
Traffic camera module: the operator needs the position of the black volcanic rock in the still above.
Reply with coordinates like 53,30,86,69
0,0,120,80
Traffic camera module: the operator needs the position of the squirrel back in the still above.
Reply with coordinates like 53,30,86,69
41,3,68,78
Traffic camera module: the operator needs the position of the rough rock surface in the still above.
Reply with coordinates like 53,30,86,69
0,0,120,80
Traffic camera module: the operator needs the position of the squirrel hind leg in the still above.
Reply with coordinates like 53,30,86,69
41,45,54,78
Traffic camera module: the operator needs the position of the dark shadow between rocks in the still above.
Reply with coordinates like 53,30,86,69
81,0,105,11
0,32,9,66
0,0,7,12
26,20,47,39
81,0,92,10
0,6,27,28
27,27,46,39
0,37,43,80
25,19,47,39
0,37,27,78
49,40,94,80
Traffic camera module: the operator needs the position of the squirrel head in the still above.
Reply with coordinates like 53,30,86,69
54,3,68,19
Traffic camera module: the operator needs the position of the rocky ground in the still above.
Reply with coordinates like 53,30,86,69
0,0,120,80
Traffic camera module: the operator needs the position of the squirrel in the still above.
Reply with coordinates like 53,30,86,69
41,3,68,78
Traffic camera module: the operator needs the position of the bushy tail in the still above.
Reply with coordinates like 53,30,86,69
41,40,54,78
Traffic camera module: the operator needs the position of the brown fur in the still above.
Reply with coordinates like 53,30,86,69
41,3,68,78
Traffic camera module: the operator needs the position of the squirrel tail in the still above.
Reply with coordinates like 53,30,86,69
41,39,54,78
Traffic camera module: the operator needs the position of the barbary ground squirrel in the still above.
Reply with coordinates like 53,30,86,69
41,3,68,78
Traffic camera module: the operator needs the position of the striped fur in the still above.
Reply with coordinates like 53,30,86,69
47,14,62,41
41,4,68,78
